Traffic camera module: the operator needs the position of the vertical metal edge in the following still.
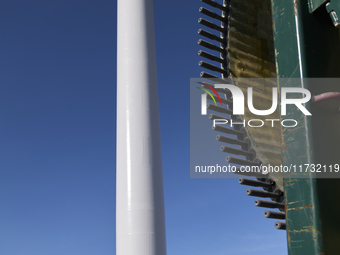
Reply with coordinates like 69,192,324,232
270,0,328,253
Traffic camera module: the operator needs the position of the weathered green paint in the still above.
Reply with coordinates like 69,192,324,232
271,0,340,254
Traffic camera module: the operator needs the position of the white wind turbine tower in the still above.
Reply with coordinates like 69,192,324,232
116,0,167,254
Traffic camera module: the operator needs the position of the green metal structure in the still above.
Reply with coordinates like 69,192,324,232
198,0,340,254
272,0,340,253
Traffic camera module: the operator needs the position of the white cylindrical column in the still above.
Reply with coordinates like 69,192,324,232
116,0,167,254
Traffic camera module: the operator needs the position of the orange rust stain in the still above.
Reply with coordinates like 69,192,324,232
286,216,290,243
288,205,313,211
273,7,278,13
288,229,312,234
296,205,313,209
283,157,288,162
294,0,301,15
288,126,302,132
284,173,295,177
284,179,297,184
281,137,285,147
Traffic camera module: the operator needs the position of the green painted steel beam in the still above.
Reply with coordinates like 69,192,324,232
308,0,327,12
271,0,340,254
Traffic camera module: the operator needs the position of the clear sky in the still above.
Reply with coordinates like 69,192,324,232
0,0,287,254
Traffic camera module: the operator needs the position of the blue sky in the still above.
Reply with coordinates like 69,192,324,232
0,0,287,254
